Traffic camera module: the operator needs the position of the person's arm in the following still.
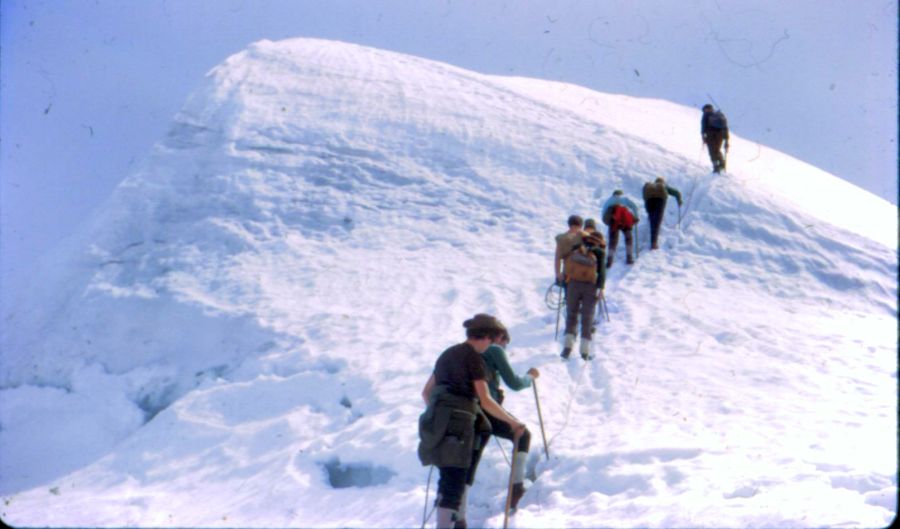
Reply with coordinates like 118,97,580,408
474,380,525,435
421,374,436,405
487,346,532,392
554,242,563,282
667,186,683,206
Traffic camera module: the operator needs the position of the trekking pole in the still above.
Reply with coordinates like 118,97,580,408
678,203,682,230
635,224,640,260
532,380,550,461
421,466,435,529
601,292,610,322
554,283,563,340
503,434,522,528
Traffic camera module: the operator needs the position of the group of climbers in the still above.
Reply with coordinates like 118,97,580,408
416,104,727,527
554,178,682,359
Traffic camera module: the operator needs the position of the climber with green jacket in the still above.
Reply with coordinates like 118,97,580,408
641,177,683,250
478,329,539,512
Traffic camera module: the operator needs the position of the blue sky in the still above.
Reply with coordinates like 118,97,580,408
1,0,896,289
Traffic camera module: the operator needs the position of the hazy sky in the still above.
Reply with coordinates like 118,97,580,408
1,0,896,289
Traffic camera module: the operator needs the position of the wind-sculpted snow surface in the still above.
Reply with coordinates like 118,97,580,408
1,38,895,527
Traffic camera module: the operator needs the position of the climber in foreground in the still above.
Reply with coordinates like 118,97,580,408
418,314,527,529
642,177,683,250
701,103,730,173
478,328,540,512
601,190,639,267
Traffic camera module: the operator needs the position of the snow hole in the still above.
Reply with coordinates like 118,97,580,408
322,458,396,489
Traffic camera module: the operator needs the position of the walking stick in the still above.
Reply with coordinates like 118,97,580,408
677,203,682,230
601,292,610,322
532,380,549,461
554,283,563,340
503,434,522,528
635,223,639,260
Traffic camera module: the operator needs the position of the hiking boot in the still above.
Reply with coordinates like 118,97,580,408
651,242,659,250
606,255,614,268
579,339,592,360
561,334,575,359
626,255,634,265
510,482,526,510
453,520,467,529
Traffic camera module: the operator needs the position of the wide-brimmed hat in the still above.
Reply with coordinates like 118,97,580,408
463,313,507,335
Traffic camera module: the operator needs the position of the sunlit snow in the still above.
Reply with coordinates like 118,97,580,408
0,38,895,528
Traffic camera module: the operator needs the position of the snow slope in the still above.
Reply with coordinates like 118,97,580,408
1,38,896,528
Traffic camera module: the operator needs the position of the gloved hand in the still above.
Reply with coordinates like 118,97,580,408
527,367,540,379
555,276,565,287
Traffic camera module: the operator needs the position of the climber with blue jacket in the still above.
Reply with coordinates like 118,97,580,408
601,189,640,267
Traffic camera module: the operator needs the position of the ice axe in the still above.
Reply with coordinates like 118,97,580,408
554,283,563,340
533,380,549,461
600,291,610,322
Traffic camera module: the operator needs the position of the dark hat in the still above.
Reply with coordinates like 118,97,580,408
567,214,584,227
584,218,597,229
655,177,666,184
613,189,624,196
702,103,714,111
463,313,507,334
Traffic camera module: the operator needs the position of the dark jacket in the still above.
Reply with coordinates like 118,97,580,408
701,110,729,138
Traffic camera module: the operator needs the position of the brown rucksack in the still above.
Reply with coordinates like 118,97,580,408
565,248,598,283
643,182,668,201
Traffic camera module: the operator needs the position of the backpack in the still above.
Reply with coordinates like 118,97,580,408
611,205,635,230
643,182,668,201
707,111,728,130
565,248,598,283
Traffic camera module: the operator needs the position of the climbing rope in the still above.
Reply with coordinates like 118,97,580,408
546,361,590,449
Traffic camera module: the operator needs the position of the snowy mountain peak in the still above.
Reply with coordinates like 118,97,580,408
2,38,895,527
